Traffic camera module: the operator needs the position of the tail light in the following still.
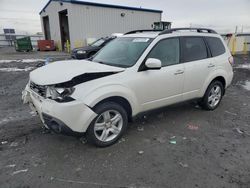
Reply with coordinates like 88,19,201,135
228,56,234,66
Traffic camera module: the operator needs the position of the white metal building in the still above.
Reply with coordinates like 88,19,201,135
40,0,162,50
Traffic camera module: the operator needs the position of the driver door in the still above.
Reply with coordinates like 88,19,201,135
130,37,185,111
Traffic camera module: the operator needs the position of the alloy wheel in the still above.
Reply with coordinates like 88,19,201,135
208,85,222,108
94,110,123,142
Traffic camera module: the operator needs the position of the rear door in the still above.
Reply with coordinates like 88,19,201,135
180,36,215,100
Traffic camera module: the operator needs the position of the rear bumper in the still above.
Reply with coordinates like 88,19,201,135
22,85,97,133
226,71,234,88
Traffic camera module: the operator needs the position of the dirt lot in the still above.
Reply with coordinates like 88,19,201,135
0,47,250,188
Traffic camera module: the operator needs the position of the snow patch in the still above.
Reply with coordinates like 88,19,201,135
21,59,45,63
0,118,10,124
236,64,250,69
0,67,34,72
5,164,16,168
0,59,45,64
0,60,17,64
243,81,250,91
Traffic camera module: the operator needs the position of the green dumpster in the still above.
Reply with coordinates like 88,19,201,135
14,37,33,52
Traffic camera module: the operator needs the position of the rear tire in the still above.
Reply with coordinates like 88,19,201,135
200,81,224,111
86,102,128,147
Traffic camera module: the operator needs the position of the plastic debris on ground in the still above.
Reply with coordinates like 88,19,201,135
22,136,28,145
190,137,197,142
12,169,28,175
1,141,8,145
137,126,144,132
234,128,244,134
75,167,82,172
118,138,126,143
179,162,189,168
80,137,87,144
138,150,144,155
195,104,201,109
169,140,177,144
29,111,37,117
156,137,167,144
225,111,237,116
10,142,18,147
182,137,187,140
187,124,199,130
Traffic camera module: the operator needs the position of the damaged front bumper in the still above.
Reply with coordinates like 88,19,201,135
22,84,97,133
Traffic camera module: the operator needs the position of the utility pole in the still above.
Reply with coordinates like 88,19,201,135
235,26,238,34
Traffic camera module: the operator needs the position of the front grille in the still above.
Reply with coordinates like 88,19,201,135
30,81,47,98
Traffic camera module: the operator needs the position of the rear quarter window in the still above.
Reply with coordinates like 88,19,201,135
205,37,226,57
181,37,208,62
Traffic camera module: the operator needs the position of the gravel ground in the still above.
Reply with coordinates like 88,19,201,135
0,48,250,188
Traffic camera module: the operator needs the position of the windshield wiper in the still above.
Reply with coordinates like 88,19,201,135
95,61,109,65
94,61,127,68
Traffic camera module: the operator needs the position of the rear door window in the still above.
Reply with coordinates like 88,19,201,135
181,37,208,62
205,37,226,57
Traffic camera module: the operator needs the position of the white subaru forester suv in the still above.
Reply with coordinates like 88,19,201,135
22,28,234,147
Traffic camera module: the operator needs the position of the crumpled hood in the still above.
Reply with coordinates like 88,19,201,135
30,60,125,85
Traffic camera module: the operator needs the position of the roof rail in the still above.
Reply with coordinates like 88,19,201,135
124,29,163,35
159,28,217,35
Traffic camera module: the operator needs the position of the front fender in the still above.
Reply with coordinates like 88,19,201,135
81,84,140,116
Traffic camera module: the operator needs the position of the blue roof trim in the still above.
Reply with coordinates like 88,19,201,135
39,0,163,15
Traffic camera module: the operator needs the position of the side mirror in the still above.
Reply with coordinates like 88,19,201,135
145,58,162,70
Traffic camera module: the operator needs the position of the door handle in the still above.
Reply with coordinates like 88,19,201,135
174,70,184,75
208,64,215,68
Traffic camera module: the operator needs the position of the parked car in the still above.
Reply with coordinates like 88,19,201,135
22,28,234,147
71,37,115,59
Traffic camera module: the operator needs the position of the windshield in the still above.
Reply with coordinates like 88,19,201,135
90,38,105,47
92,37,152,68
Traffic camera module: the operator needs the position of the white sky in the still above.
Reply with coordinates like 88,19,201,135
0,0,249,34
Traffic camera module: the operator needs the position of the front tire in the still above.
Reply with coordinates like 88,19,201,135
87,102,128,147
201,81,224,110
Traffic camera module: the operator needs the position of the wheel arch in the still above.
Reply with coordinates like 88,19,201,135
81,85,140,118
200,70,228,97
209,76,226,95
93,96,133,121
211,76,226,88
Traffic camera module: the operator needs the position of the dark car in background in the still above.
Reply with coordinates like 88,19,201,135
71,36,115,59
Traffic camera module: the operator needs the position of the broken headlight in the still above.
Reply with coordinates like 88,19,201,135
46,86,75,102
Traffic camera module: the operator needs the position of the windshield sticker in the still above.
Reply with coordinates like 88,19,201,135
133,38,150,43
